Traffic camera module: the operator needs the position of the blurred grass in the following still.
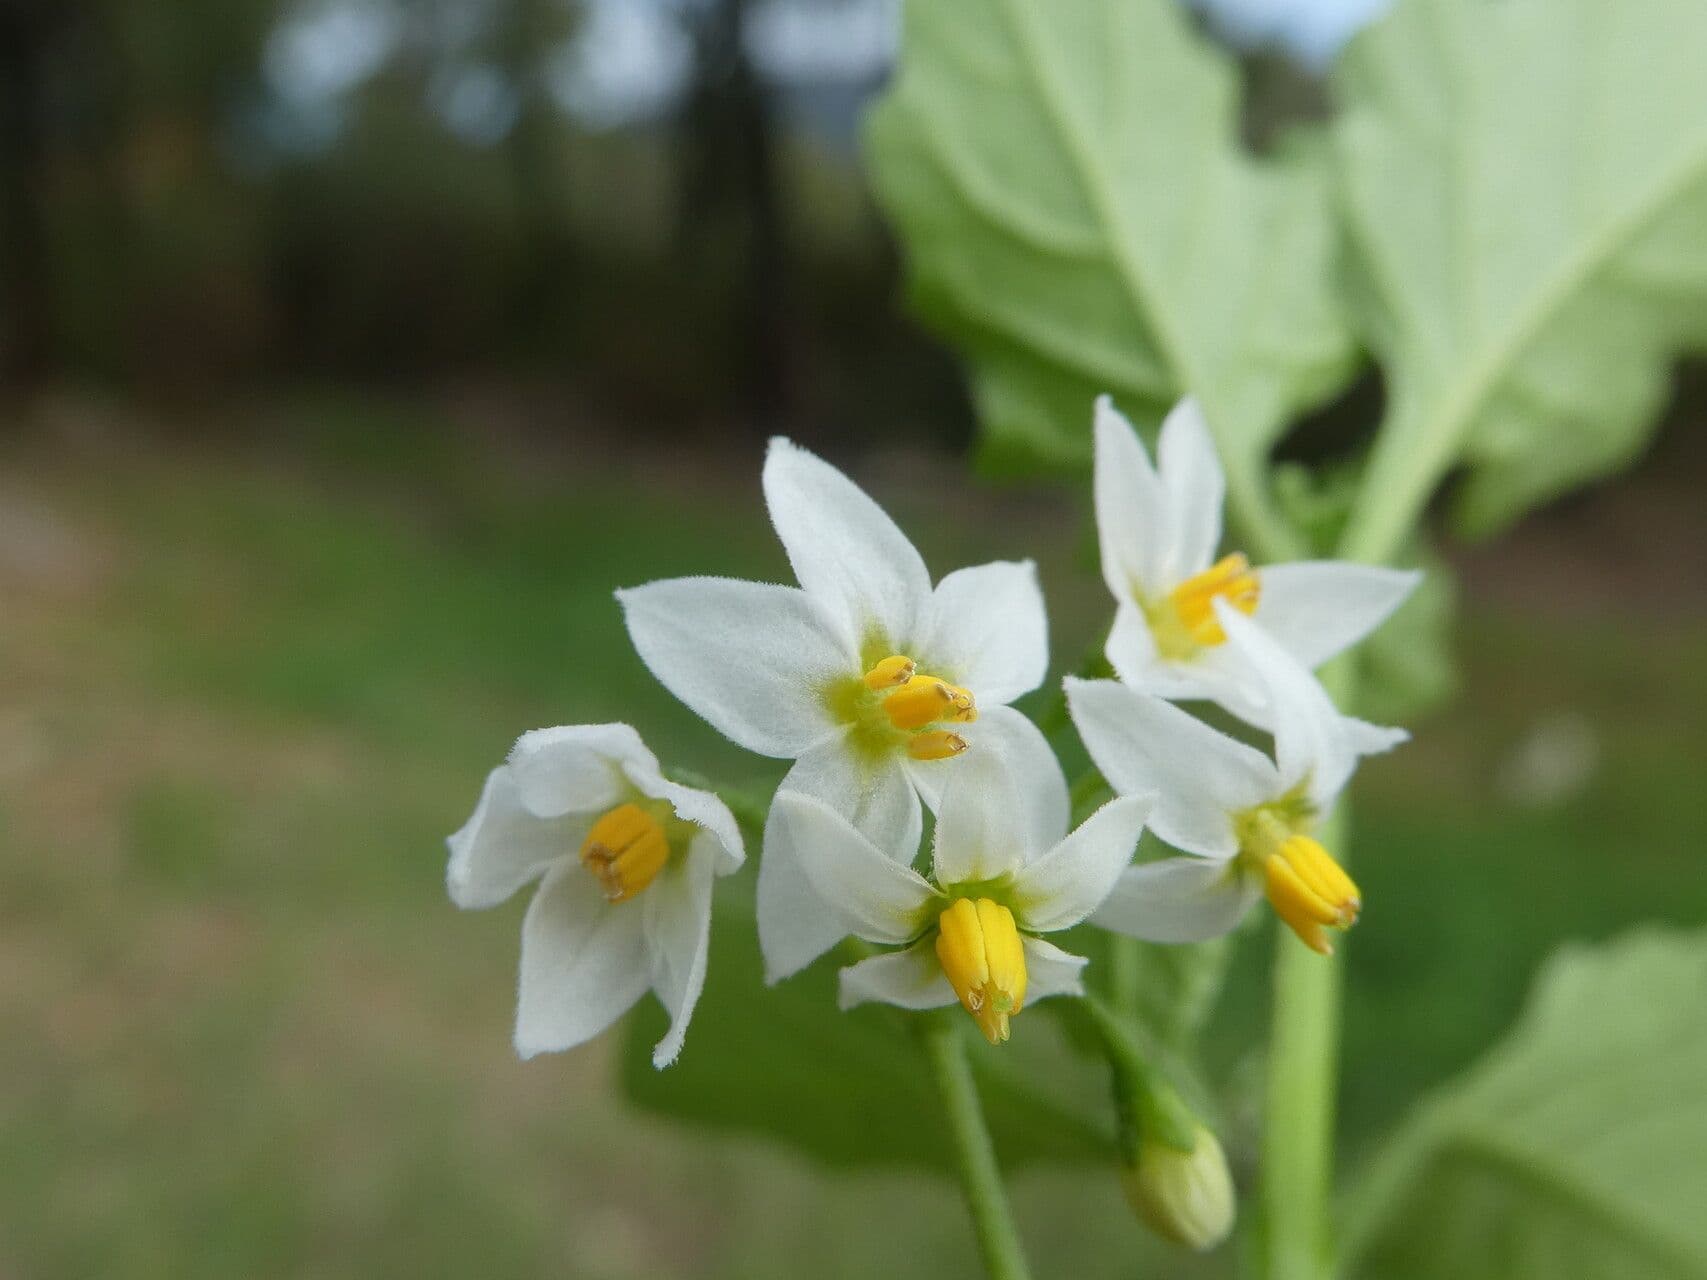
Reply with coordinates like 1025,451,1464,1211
1,394,1703,1278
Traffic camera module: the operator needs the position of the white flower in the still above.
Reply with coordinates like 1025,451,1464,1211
766,748,1151,1043
1067,602,1405,955
446,723,744,1067
1094,395,1419,727
617,438,1052,982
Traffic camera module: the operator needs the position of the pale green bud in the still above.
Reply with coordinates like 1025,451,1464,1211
1121,1124,1236,1251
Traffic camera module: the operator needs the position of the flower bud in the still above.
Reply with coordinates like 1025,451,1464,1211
1121,1124,1236,1251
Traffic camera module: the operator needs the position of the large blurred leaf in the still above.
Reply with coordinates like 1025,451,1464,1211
865,0,1355,543
1334,0,1707,555
622,880,1115,1172
1343,928,1707,1279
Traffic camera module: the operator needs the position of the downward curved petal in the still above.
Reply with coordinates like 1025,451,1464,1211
906,705,1066,851
916,560,1048,705
1066,677,1273,857
768,792,938,946
1012,795,1152,932
514,861,648,1059
764,437,932,649
446,767,583,910
617,576,854,758
838,940,957,1011
1090,856,1259,944
507,723,652,819
1020,937,1090,1002
756,740,922,983
623,757,746,874
643,835,718,1067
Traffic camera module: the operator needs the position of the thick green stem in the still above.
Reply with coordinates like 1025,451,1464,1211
921,1020,1033,1280
1260,660,1356,1280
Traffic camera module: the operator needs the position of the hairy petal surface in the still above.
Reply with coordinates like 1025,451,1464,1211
1091,856,1261,944
763,437,933,648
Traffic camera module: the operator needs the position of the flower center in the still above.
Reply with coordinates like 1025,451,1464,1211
1147,554,1262,659
934,897,1027,1045
861,654,977,761
1261,832,1360,956
579,802,669,903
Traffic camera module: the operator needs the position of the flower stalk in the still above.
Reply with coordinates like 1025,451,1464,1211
921,1018,1033,1280
1260,658,1356,1280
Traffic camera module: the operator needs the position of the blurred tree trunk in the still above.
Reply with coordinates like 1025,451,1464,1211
500,0,577,352
0,0,61,394
678,0,793,434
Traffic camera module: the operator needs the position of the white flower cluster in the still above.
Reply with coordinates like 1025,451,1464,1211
447,396,1418,1063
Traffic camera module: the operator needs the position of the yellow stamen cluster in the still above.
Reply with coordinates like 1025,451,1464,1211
1167,554,1261,647
935,898,1027,1044
580,803,669,903
862,654,977,761
1262,834,1360,955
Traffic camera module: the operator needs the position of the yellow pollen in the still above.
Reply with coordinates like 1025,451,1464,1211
935,898,1028,1045
1167,553,1261,646
579,803,669,903
1263,835,1360,955
908,730,968,761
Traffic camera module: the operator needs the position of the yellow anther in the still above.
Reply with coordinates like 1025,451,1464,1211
883,675,959,730
1167,553,1261,646
579,803,669,903
863,654,917,691
1263,835,1360,955
935,898,1028,1045
880,674,979,732
908,730,969,761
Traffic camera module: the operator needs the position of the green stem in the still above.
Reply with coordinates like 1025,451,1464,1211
921,1020,1033,1280
1260,660,1356,1280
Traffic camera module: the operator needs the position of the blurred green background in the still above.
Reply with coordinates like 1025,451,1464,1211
3,2,1705,1278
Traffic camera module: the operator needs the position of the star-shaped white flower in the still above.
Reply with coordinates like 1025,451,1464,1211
617,438,1052,981
446,724,744,1067
1094,395,1420,726
1068,603,1405,955
766,748,1151,1043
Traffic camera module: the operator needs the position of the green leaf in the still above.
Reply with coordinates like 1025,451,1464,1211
1344,927,1707,1279
1334,0,1707,558
621,878,1115,1172
865,0,1355,556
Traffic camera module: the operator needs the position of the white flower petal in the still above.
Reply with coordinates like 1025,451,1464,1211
837,939,957,1011
1012,796,1152,932
756,739,923,982
617,576,854,758
1020,936,1090,1002
1155,397,1225,584
768,791,938,946
763,437,933,649
623,757,746,874
514,861,648,1059
1105,601,1274,724
916,560,1048,705
931,735,1067,885
1216,604,1402,809
643,835,718,1067
1254,563,1422,670
1065,677,1274,857
507,723,652,819
446,767,581,910
906,705,1067,850
1090,856,1261,944
1093,395,1170,602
